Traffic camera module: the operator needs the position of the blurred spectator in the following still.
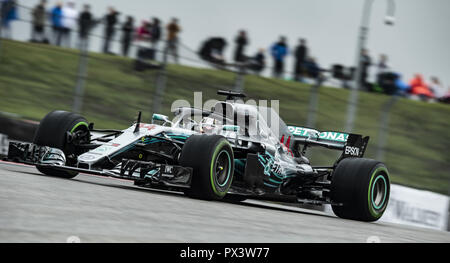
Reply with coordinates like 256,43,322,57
409,74,434,101
136,20,151,42
377,54,389,75
134,20,158,69
164,18,181,64
303,57,320,80
31,0,47,43
332,64,352,89
233,30,248,63
134,20,152,60
78,4,94,50
360,48,372,91
248,48,265,75
377,72,399,95
437,87,450,104
394,74,410,96
103,7,119,54
429,76,445,99
270,36,288,78
150,17,161,50
293,38,308,81
50,2,63,46
61,2,78,48
121,16,134,57
199,37,227,66
376,54,390,90
0,0,18,39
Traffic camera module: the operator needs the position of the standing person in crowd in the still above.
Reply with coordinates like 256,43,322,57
377,54,389,75
50,2,63,46
293,38,308,81
78,4,94,50
60,1,78,48
31,0,47,43
136,20,151,41
164,18,181,64
103,7,119,54
134,20,153,64
376,54,390,88
270,36,289,78
121,16,134,57
233,30,248,63
0,0,18,39
360,48,372,91
150,17,161,50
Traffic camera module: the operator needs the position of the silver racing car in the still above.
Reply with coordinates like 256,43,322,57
7,90,390,222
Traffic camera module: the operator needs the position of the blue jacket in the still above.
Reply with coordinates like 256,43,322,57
394,74,410,92
271,42,288,61
51,6,62,27
1,0,18,25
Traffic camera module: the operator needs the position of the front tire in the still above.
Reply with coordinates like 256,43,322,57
179,135,234,200
330,158,390,222
33,110,89,179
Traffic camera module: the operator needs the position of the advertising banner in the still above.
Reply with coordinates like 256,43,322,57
380,184,449,231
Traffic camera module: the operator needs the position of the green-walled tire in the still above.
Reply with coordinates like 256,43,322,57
180,135,234,200
33,110,89,179
330,158,390,222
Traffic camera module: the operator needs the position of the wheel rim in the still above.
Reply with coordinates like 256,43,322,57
215,150,231,187
371,175,387,209
70,121,89,133
69,121,90,145
66,121,90,167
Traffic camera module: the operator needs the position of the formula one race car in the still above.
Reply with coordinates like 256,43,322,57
6,91,390,222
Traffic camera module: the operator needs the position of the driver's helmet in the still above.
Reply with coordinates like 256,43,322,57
199,117,221,134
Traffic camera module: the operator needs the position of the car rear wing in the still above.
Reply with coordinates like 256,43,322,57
287,125,369,159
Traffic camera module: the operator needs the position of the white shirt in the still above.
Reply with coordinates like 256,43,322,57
61,7,78,30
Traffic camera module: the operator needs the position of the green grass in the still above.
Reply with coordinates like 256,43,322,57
0,39,449,194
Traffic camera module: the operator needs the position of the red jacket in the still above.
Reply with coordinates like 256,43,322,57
136,22,151,41
409,75,434,98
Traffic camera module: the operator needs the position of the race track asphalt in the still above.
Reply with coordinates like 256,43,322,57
0,161,449,243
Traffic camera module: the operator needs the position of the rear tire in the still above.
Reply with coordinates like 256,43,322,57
33,110,89,179
179,135,234,200
330,158,390,222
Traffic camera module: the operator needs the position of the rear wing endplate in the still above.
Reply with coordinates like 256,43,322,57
287,125,369,159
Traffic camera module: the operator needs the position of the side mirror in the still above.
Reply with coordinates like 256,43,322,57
384,16,395,26
152,114,172,125
222,125,239,132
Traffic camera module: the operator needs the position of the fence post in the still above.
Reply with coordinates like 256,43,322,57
375,95,398,162
345,0,376,133
306,75,324,128
152,55,168,114
233,64,245,93
72,40,89,114
0,9,3,61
